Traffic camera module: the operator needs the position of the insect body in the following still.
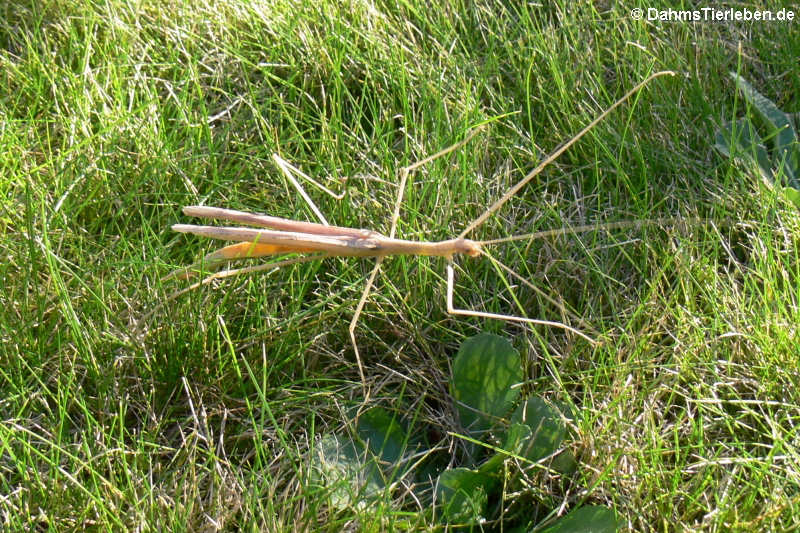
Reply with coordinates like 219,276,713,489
167,71,677,391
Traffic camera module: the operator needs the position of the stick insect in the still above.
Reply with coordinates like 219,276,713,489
167,71,676,387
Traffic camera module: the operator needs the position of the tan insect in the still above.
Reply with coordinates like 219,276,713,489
167,71,676,388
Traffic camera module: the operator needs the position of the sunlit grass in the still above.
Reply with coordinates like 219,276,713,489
2,0,799,530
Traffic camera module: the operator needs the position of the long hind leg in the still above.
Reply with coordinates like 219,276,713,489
348,127,485,395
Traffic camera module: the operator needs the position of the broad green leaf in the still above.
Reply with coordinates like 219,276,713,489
774,146,800,188
714,118,771,181
436,467,490,524
356,407,408,465
730,72,800,188
551,400,578,428
549,449,578,475
510,397,566,463
539,505,619,533
451,333,522,437
783,187,800,209
501,421,533,457
730,72,795,151
311,434,384,510
477,448,505,476
487,397,576,475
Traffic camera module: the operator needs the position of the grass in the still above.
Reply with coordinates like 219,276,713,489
2,0,799,530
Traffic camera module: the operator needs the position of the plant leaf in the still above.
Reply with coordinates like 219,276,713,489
539,505,619,533
311,434,384,510
782,187,800,209
451,333,522,438
502,421,534,456
714,118,772,181
730,72,800,188
549,449,578,475
509,396,566,463
356,407,408,465
477,447,506,476
436,467,490,524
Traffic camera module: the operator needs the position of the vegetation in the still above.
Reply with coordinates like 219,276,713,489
2,1,798,530
715,71,800,206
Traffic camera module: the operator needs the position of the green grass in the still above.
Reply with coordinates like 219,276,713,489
2,0,799,530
